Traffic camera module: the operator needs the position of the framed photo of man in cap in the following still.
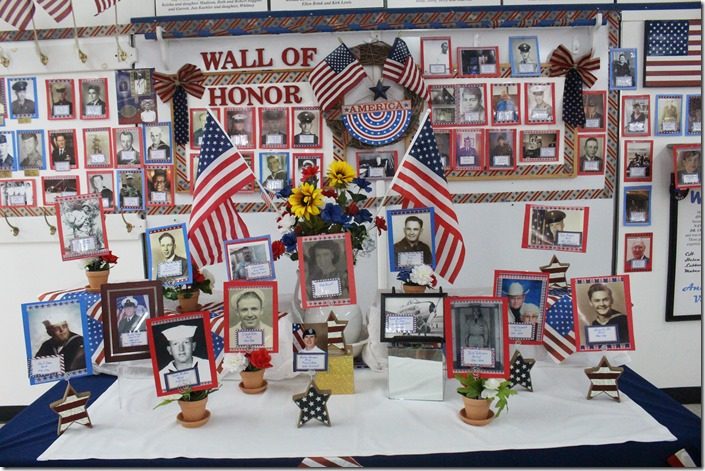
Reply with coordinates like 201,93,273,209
42,175,78,205
509,36,540,77
623,186,652,226
8,77,38,119
420,36,453,78
577,91,606,132
83,128,113,168
259,151,290,192
147,312,218,396
22,298,91,384
522,204,590,252
225,107,255,149
380,292,447,343
145,166,174,207
609,48,637,91
224,235,276,282
55,193,109,261
143,122,172,164
17,129,46,170
493,270,550,343
490,83,520,126
298,233,357,309
623,140,653,182
486,129,516,171
294,153,323,186
386,207,436,272
116,168,145,211
519,130,559,163
577,134,606,175
622,95,650,137
293,322,328,372
524,83,555,124
259,107,289,148
0,179,36,207
48,129,77,171
224,280,278,353
79,78,109,120
453,129,484,170
101,280,164,362
0,131,17,171
146,223,193,286
46,79,75,120
292,107,322,148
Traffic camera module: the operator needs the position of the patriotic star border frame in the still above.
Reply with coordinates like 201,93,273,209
223,279,279,353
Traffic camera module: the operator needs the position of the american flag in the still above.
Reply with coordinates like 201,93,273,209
382,37,429,101
542,293,577,363
644,20,702,87
389,112,466,283
94,0,119,15
36,0,72,23
292,323,306,352
0,0,35,31
309,44,367,112
188,112,251,267
299,457,361,467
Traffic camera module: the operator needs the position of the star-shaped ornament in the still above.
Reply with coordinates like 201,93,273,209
368,80,390,101
326,311,350,354
508,350,536,391
49,381,93,436
539,255,571,289
293,380,332,427
584,356,624,402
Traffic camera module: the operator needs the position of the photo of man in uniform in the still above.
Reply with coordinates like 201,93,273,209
261,153,289,191
579,137,603,173
579,283,630,346
117,296,149,336
392,214,433,269
528,85,553,122
261,109,287,146
51,83,73,118
228,111,251,147
0,133,14,170
89,173,114,209
294,111,319,146
512,39,539,75
146,127,170,161
489,132,513,167
116,130,141,166
582,95,604,129
425,39,450,75
152,231,188,281
157,324,212,392
50,132,75,168
119,172,143,208
34,313,86,373
10,80,36,117
626,238,651,272
83,83,106,117
18,132,43,169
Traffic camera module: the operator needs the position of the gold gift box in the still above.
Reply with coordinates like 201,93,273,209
316,354,355,395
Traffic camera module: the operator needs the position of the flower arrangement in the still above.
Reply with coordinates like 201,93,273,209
82,251,118,272
397,264,438,288
153,386,219,409
224,348,273,373
455,374,517,417
162,261,214,300
271,161,387,263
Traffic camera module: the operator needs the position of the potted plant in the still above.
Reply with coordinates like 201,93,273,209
225,349,273,394
162,261,213,312
82,251,118,292
397,264,438,294
456,373,516,425
154,386,219,427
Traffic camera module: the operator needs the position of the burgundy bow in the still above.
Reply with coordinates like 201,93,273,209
548,45,600,87
153,64,205,102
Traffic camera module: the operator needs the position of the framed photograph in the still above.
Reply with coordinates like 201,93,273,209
224,280,279,352
115,68,158,124
0,79,6,126
0,130,17,170
685,94,702,136
519,130,559,163
143,122,172,164
490,83,520,126
293,322,328,372
624,140,653,182
17,130,46,170
297,233,357,309
8,77,39,119
189,153,199,194
224,235,276,281
190,108,219,150
522,204,590,252
46,79,75,120
145,166,175,207
577,91,607,132
493,270,549,344
294,153,323,185
55,193,109,261
655,94,683,136
444,296,509,378
624,186,652,226
673,144,701,190
572,275,634,351
0,179,36,207
624,233,653,273
83,128,113,168
42,175,78,206
79,78,109,120
145,223,193,286
259,107,289,149
434,129,452,170
577,133,606,175
524,83,556,125
457,84,487,126
86,171,115,211
241,152,255,192
356,150,397,180
225,107,256,149
386,207,436,272
509,36,541,77
259,151,290,192
430,85,456,127
22,298,91,384
113,127,143,167
457,46,499,78
292,107,322,148
453,129,484,170
609,48,637,90
380,292,447,343
622,95,651,137
486,129,516,171
116,168,145,211
48,129,77,171
146,312,218,397
101,280,164,363
421,36,453,78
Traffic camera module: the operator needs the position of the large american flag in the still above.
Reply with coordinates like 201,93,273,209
542,293,577,363
309,44,367,112
382,37,429,100
644,20,702,87
0,0,35,31
36,0,72,22
389,112,466,284
188,112,251,267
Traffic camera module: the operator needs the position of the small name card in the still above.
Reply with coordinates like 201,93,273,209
71,236,97,253
89,153,106,165
120,331,147,347
616,76,632,87
86,105,103,116
149,149,166,160
164,367,199,390
245,263,271,279
497,111,515,122
398,251,423,267
629,167,646,178
151,191,167,203
312,278,342,298
464,112,481,122
583,160,601,172
630,259,647,269
295,352,327,371
493,155,511,167
298,134,315,144
386,314,415,334
556,231,582,247
540,147,555,158
461,347,494,367
123,196,140,208
158,260,184,278
265,134,283,145
429,64,447,75
585,118,601,128
53,105,70,116
682,173,700,185
459,155,476,166
236,329,264,347
519,63,536,74
32,356,63,376
586,325,618,344
628,122,645,132
630,211,646,223
368,167,384,178
509,323,534,340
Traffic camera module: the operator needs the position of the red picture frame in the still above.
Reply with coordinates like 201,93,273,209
55,193,110,261
519,130,560,163
434,129,453,171
113,126,144,168
624,232,653,273
623,140,653,183
421,36,453,79
47,129,78,171
41,175,79,206
490,83,521,126
291,106,322,149
621,94,651,137
241,152,255,192
457,46,500,78
189,108,220,150
0,179,36,207
672,144,701,190
430,85,458,128
145,165,175,207
486,129,517,171
86,170,116,212
294,153,323,185
453,129,484,171
259,107,290,149
492,270,550,344
189,152,199,194
78,77,110,120
522,204,590,253
223,280,279,353
224,107,256,149
46,79,76,121
577,90,607,133
576,133,606,176
83,128,113,169
524,82,556,125
457,83,488,126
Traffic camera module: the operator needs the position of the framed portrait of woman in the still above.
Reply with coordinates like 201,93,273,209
297,233,357,309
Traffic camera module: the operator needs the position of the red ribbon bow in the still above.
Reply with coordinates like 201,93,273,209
153,64,205,102
548,45,600,88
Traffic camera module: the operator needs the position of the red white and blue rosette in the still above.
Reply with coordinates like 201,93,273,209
341,100,412,146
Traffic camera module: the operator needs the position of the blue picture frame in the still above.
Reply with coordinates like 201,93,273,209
654,94,684,137
7,76,39,120
223,234,277,282
16,129,46,170
145,223,193,286
0,130,16,171
685,94,702,136
143,122,173,164
22,298,92,385
609,48,638,91
509,36,541,78
115,168,146,211
623,185,652,226
259,151,290,193
386,207,437,272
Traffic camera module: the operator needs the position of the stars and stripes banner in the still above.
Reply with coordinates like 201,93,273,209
292,323,306,352
188,112,251,267
542,293,577,363
0,0,35,31
644,20,702,87
389,111,466,284
309,43,368,112
36,0,72,23
299,456,361,467
382,37,429,101
341,101,412,146
94,0,119,15
326,317,346,352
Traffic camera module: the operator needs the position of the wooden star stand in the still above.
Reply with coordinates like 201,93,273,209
584,356,624,402
49,381,93,436
293,378,332,427
508,350,535,392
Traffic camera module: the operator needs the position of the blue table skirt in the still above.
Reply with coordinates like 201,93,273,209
0,366,700,467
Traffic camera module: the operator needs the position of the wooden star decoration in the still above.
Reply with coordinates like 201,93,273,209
293,380,332,427
49,381,93,436
368,80,390,101
539,255,571,289
584,356,624,402
508,350,535,391
326,311,350,354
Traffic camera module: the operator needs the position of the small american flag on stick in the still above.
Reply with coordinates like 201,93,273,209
309,43,367,112
644,20,702,87
0,0,35,31
36,0,72,22
382,38,429,101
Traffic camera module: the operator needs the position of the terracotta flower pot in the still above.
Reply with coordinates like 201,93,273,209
86,269,110,292
462,396,492,421
178,397,208,423
178,291,200,312
240,369,266,392
402,283,426,294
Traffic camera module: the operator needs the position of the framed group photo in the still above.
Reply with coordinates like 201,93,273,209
380,292,447,343
115,68,158,125
457,46,499,78
623,140,653,182
624,233,653,273
509,36,541,77
522,204,590,252
46,79,75,121
224,235,276,281
430,85,456,126
297,233,357,309
145,223,193,286
55,194,109,261
83,128,113,168
672,144,701,190
386,207,436,272
519,130,559,163
623,186,652,226
0,179,36,207
493,270,549,343
421,36,453,78
224,280,278,352
609,48,637,90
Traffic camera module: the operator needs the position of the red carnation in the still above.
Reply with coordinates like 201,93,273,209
321,188,337,198
193,269,206,284
301,165,320,183
101,252,119,264
272,240,286,260
346,202,360,216
247,349,272,370
374,216,388,235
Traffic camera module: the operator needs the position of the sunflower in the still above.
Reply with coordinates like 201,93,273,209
288,182,324,220
326,161,356,188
